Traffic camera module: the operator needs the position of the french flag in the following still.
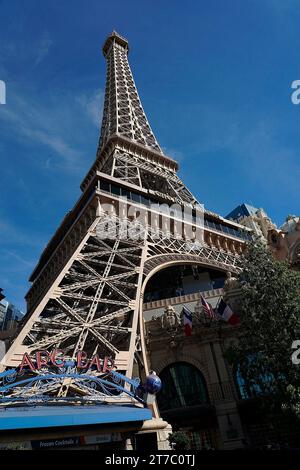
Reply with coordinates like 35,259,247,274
183,306,193,336
217,298,240,326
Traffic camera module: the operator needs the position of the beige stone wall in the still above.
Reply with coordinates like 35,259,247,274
143,301,245,449
143,288,223,322
268,217,300,269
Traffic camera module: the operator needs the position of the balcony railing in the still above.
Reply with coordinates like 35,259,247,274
143,288,224,312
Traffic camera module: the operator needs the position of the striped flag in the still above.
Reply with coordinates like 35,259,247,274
182,306,192,336
200,294,215,319
217,298,240,325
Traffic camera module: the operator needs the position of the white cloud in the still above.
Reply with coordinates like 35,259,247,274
191,106,299,197
0,97,82,170
0,31,53,68
231,120,300,193
0,220,45,248
35,30,53,66
0,85,105,173
77,89,104,127
262,0,298,14
162,147,185,163
2,250,35,268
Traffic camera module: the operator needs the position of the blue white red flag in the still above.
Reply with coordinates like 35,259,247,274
182,305,192,336
217,298,240,325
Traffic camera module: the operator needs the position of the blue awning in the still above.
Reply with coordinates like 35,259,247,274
0,405,152,431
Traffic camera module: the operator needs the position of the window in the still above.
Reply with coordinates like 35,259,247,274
141,195,150,207
121,188,130,199
100,180,110,192
229,227,238,237
206,220,216,230
131,192,141,204
157,362,209,411
149,198,158,206
111,184,120,196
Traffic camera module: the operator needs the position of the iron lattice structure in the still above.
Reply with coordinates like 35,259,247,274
100,32,162,153
1,32,245,405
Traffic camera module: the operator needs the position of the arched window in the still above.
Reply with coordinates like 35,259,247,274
157,362,209,411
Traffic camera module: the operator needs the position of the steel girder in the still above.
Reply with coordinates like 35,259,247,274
111,149,197,205
1,32,242,404
99,39,162,153
1,212,239,401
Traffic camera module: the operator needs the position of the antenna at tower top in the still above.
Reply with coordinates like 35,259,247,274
103,31,129,57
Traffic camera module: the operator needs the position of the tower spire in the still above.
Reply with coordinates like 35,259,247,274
98,31,162,153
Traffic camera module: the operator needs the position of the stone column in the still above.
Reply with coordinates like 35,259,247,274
214,402,245,450
139,418,172,450
204,340,245,449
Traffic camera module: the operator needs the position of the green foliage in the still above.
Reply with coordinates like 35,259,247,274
228,242,300,415
168,431,190,450
285,385,300,417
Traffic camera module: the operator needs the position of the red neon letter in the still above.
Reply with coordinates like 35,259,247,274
89,354,101,371
50,349,65,368
19,353,36,372
76,351,88,369
35,350,51,370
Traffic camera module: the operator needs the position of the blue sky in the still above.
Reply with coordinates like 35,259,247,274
0,0,299,310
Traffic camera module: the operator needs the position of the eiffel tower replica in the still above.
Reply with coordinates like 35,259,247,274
1,32,247,403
